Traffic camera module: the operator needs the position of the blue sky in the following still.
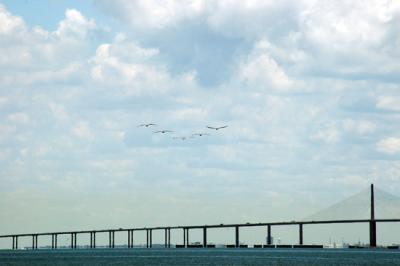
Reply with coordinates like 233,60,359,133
1,0,400,245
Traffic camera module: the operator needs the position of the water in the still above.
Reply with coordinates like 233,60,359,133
1,248,399,265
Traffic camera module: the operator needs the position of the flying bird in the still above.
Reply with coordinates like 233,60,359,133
192,133,210,137
206,125,228,130
138,123,156,127
154,130,173,134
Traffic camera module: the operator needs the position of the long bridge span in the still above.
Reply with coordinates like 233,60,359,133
1,184,399,250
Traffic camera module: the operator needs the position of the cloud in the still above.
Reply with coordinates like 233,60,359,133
0,6,98,87
311,125,341,144
55,9,97,40
0,3,25,35
237,39,293,90
72,121,93,140
342,119,376,135
122,1,399,78
90,34,197,96
90,42,165,90
95,0,207,29
377,137,400,154
376,95,400,111
7,112,30,124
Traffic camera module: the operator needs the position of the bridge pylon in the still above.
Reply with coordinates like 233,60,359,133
369,183,377,247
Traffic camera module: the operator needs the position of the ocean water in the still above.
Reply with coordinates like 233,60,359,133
0,248,399,266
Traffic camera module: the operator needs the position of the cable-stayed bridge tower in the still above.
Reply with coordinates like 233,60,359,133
370,184,376,247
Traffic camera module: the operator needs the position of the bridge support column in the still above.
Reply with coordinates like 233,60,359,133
369,221,377,247
112,231,115,248
183,228,186,247
164,229,167,248
186,229,189,247
32,235,37,249
90,232,96,249
12,236,18,250
108,231,115,248
150,229,153,248
128,230,131,248
131,230,134,248
299,224,303,245
70,233,74,249
146,230,149,248
52,234,58,249
235,226,239,248
168,228,171,248
203,227,207,248
267,225,272,245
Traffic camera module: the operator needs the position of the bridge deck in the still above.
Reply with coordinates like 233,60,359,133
1,218,399,238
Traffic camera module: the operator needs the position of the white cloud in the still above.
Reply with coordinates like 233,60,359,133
237,40,293,90
7,112,30,124
0,3,25,35
90,36,198,95
49,102,70,122
55,9,96,40
376,96,400,111
96,0,207,29
72,121,93,140
170,107,209,121
377,137,400,154
0,96,8,107
98,0,400,81
342,119,376,135
311,126,340,144
90,42,170,94
0,6,98,87
0,63,83,86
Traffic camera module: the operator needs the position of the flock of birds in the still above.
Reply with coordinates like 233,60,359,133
137,123,228,140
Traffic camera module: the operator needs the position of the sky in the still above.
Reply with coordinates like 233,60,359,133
1,0,400,246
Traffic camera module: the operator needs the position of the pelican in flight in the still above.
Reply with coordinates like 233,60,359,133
154,130,173,134
138,123,156,128
206,125,228,130
192,133,210,137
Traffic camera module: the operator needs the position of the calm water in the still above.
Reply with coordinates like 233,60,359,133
0,248,399,265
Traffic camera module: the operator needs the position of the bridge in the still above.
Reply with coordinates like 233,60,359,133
1,184,399,250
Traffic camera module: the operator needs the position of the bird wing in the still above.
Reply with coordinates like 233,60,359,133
217,125,228,129
206,126,216,130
